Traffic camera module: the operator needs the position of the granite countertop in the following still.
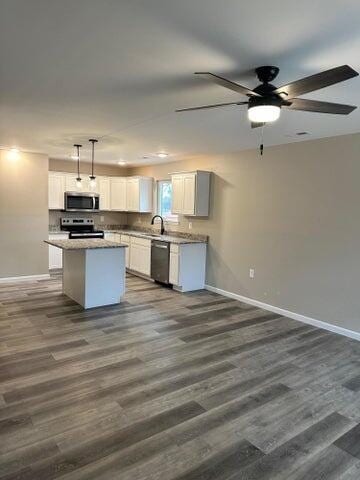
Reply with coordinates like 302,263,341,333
45,239,128,250
105,229,207,244
48,228,208,244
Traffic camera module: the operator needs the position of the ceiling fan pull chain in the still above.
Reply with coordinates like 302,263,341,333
260,125,265,156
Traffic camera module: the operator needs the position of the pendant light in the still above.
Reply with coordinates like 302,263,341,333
89,138,98,189
74,144,82,188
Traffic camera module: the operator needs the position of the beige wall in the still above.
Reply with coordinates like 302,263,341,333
0,150,49,278
129,132,360,333
49,158,129,176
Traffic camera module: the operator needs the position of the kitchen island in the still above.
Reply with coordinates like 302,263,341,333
45,239,127,309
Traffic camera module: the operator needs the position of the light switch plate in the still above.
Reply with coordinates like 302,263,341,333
249,268,255,279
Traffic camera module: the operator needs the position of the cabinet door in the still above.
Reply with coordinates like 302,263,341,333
49,173,65,210
49,245,62,269
169,252,180,285
129,243,139,271
121,235,130,268
139,245,151,276
65,174,77,192
48,234,68,268
99,177,110,210
126,179,140,211
182,173,196,215
171,175,184,214
110,178,127,211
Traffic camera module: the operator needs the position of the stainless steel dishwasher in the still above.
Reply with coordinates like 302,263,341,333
151,240,170,284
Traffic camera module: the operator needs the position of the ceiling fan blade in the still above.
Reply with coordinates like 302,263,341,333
286,98,357,115
194,72,261,97
274,65,358,99
251,121,265,128
176,101,248,112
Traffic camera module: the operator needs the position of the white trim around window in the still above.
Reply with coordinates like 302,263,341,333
156,179,179,224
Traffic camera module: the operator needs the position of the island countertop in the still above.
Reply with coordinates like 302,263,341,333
45,239,128,250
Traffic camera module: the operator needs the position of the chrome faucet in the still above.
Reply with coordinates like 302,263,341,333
150,215,165,235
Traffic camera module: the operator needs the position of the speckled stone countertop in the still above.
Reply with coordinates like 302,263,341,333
105,229,207,244
45,239,128,250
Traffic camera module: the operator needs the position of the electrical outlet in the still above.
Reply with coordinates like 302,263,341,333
188,222,192,230
100,216,104,223
249,268,255,279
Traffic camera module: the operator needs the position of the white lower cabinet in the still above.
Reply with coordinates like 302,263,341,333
169,242,207,292
120,235,130,268
129,237,151,276
105,232,207,291
48,233,69,269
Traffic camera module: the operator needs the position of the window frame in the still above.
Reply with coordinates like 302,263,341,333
156,179,179,224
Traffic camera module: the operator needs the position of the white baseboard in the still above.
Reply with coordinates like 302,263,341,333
0,274,50,284
205,284,360,342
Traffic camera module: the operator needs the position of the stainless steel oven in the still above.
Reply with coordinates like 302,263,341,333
64,192,100,212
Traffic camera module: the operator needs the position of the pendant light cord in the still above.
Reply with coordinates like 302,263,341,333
89,139,98,178
74,144,82,179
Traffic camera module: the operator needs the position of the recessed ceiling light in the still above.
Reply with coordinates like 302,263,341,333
8,147,20,160
157,152,168,158
117,160,127,166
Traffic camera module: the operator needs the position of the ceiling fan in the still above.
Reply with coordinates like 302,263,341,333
176,65,359,127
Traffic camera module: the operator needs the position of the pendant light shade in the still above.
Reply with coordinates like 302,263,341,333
74,144,82,188
89,139,98,189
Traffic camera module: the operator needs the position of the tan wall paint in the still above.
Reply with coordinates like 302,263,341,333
0,150,49,278
128,132,360,333
49,158,129,176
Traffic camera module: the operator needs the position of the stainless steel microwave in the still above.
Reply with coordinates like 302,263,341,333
64,192,100,212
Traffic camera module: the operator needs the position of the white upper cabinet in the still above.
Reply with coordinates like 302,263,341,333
110,177,127,211
182,173,196,215
49,172,65,210
126,177,153,212
171,171,210,216
126,178,139,211
171,175,184,214
65,174,91,192
98,177,110,210
49,172,153,212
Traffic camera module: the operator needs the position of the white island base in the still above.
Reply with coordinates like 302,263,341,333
63,248,126,309
45,239,127,309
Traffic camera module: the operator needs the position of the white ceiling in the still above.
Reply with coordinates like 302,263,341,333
1,0,360,165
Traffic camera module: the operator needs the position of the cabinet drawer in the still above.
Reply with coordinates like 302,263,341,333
170,244,180,254
49,233,69,240
131,236,151,248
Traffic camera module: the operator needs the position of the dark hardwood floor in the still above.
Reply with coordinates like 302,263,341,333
1,272,360,479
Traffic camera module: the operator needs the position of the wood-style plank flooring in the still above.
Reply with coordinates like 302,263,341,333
1,272,360,479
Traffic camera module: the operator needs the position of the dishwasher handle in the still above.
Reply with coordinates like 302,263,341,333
153,244,168,249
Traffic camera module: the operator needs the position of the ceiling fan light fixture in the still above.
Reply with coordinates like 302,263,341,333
248,105,280,123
